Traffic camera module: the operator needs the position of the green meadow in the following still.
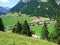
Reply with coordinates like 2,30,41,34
30,23,55,35
0,13,57,45
0,31,57,45
1,13,34,27
1,13,55,35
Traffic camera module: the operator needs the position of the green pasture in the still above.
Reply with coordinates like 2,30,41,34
0,32,57,45
0,13,55,35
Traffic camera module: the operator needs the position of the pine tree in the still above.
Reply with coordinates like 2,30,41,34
41,22,49,40
57,37,60,45
16,21,22,34
22,20,32,36
0,17,5,31
12,21,22,34
12,27,16,33
48,0,59,9
53,16,60,43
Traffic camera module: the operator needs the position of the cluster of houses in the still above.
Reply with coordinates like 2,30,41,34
28,18,51,26
27,16,55,26
6,16,56,30
7,20,55,30
29,20,51,26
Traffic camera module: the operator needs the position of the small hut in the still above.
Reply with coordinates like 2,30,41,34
8,25,13,30
45,20,51,24
29,23,35,26
38,21,44,25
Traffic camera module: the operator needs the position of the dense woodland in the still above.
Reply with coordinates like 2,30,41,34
11,0,60,18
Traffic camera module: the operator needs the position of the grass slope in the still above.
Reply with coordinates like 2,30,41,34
0,31,57,45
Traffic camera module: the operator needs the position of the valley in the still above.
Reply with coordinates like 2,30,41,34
1,13,55,35
0,0,60,45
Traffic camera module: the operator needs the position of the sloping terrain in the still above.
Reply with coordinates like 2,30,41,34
10,1,25,13
10,0,60,17
0,31,57,45
1,13,55,35
0,7,10,15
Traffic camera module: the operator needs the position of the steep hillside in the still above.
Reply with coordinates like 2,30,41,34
10,0,60,17
21,0,39,15
21,0,60,17
10,1,25,13
0,31,57,45
0,7,10,15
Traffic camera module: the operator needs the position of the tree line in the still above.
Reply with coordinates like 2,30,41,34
41,16,60,45
0,17,32,36
11,0,60,19
12,20,32,36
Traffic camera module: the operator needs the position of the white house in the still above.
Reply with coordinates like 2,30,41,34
32,34,41,39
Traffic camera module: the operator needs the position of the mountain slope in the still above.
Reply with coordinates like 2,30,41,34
10,1,25,13
0,7,10,15
10,0,60,17
21,0,39,15
21,0,60,17
0,31,57,45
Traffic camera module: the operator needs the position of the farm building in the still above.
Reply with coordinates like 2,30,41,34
7,25,13,30
29,23,35,26
38,21,44,25
29,17,51,26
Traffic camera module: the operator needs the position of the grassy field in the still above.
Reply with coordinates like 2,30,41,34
0,13,57,45
0,31,57,45
0,13,55,35
30,23,55,35
1,13,34,27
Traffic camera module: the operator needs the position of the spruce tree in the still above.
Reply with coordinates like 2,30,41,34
22,20,32,36
12,21,22,34
0,17,5,31
12,27,16,33
53,16,60,43
57,37,60,45
41,22,49,40
16,21,22,34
